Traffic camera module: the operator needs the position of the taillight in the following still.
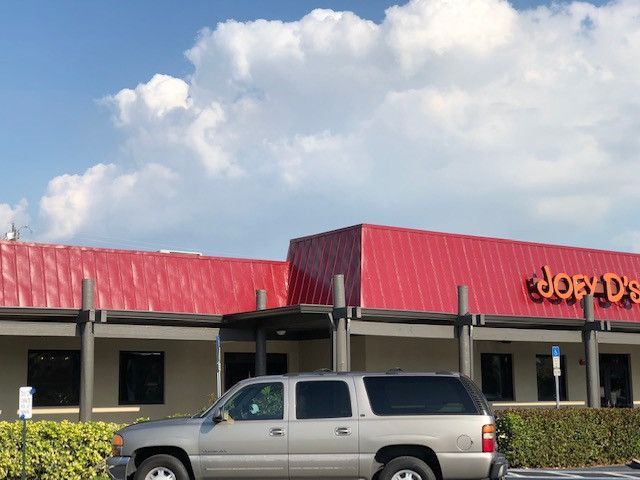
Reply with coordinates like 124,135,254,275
482,424,495,453
112,434,124,456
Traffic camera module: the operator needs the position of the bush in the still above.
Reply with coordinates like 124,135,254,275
0,420,121,480
496,408,640,468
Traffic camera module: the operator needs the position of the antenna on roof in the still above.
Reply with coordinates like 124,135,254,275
3,223,32,242
158,249,203,256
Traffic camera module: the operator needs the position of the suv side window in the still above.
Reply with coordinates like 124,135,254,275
223,382,284,421
296,380,352,419
364,376,478,416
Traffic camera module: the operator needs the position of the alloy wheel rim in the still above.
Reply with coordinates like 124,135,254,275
392,469,423,480
145,467,176,480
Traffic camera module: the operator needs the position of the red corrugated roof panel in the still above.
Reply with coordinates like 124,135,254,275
287,224,640,322
360,224,640,321
287,226,362,306
0,241,289,314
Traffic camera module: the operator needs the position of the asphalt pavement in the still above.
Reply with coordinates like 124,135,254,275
507,466,640,480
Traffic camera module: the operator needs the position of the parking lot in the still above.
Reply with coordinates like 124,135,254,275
508,467,640,480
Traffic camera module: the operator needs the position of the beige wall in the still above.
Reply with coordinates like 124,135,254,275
363,336,458,372
0,336,301,423
357,334,640,408
4,331,640,423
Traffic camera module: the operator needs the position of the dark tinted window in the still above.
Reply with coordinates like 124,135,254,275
296,381,352,419
224,382,284,420
28,350,80,407
363,376,478,415
224,352,287,390
481,353,514,401
119,351,164,405
536,355,567,401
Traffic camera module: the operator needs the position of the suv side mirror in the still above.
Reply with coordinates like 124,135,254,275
212,407,225,423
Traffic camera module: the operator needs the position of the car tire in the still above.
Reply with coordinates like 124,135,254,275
379,456,437,480
133,454,189,480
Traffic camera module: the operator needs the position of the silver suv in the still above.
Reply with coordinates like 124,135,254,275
107,371,508,480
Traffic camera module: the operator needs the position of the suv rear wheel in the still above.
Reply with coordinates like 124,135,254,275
134,454,189,480
380,456,437,480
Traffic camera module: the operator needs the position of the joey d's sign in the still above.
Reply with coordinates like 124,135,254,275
528,265,640,307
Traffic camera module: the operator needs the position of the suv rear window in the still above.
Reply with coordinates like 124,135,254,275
364,376,478,416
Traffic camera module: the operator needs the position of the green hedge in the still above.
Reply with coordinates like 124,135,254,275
0,420,121,480
496,408,640,468
2,409,640,477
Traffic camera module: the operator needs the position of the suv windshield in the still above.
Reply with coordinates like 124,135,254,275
364,376,478,415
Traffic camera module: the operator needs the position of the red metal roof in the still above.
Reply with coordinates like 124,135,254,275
287,225,362,306
4,224,640,322
0,241,288,314
288,224,640,323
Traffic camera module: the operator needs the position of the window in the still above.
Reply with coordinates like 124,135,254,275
224,382,284,421
119,351,164,405
363,376,478,416
481,353,514,401
224,352,288,390
28,350,80,407
536,355,567,401
296,381,352,419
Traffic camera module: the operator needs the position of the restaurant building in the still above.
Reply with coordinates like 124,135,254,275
1,223,640,422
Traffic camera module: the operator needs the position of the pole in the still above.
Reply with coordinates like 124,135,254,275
457,285,472,377
554,375,560,409
21,418,26,480
79,278,95,422
333,274,348,372
215,335,222,398
255,290,267,377
583,294,601,407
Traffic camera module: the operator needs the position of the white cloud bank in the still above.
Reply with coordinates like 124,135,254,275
0,200,29,235
37,0,640,256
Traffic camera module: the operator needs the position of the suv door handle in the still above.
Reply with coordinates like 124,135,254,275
335,427,352,436
269,427,285,437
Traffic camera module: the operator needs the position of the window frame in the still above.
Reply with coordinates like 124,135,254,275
295,379,353,420
118,351,165,406
27,349,81,407
480,353,515,402
222,381,285,421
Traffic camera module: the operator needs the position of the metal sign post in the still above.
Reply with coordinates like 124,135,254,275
552,345,561,409
18,386,35,480
215,335,222,399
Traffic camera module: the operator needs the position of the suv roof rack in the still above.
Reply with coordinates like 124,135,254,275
313,368,333,374
435,370,455,375
385,367,404,374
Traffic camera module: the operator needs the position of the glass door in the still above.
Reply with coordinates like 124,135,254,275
599,354,632,408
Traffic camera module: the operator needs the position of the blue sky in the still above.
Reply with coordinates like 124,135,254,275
0,0,632,259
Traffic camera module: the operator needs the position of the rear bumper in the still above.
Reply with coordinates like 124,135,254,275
489,453,509,480
107,456,132,480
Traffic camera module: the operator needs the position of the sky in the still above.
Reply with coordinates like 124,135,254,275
0,0,635,261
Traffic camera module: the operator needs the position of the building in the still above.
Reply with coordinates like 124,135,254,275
1,223,640,422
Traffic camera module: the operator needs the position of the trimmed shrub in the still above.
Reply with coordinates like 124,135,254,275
0,420,121,480
496,408,640,468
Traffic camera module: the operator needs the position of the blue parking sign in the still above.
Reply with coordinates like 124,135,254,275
552,345,560,357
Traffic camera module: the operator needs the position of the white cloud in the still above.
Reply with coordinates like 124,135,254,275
0,199,29,234
40,163,178,240
33,0,640,256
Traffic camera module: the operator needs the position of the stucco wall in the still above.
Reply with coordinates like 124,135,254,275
0,336,300,423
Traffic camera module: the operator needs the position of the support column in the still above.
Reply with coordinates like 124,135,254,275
255,289,267,377
583,294,601,407
79,278,95,422
457,285,472,378
333,274,349,372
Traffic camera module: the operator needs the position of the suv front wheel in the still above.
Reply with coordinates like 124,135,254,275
134,454,189,480
380,456,437,480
